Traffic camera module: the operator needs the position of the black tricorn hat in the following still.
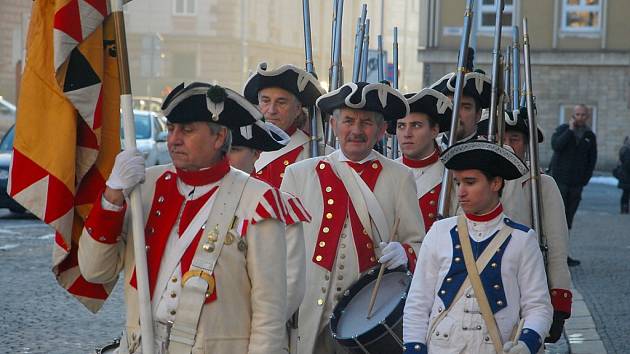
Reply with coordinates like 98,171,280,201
477,108,544,143
316,82,409,121
230,120,290,152
162,82,261,128
440,139,528,180
386,88,453,134
243,63,326,107
429,70,492,109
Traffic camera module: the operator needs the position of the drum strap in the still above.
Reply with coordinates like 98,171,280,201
426,218,512,350
168,169,249,354
457,215,509,354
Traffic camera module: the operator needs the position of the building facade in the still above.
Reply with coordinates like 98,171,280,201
418,0,630,170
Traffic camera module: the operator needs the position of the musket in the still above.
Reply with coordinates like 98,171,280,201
377,34,387,155
438,0,474,219
391,27,400,159
522,17,548,266
504,46,512,112
327,0,344,147
360,19,370,81
512,26,521,120
486,0,505,143
437,0,476,219
302,0,321,157
352,5,368,82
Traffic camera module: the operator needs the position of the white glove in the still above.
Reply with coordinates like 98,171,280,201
378,241,407,269
106,148,146,196
502,341,531,354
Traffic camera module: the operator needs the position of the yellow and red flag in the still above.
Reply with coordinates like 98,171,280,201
9,0,120,312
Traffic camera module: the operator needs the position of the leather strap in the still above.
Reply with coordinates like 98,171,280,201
168,169,249,353
457,215,507,354
426,219,513,348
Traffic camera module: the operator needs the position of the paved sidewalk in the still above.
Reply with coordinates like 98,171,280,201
564,285,608,354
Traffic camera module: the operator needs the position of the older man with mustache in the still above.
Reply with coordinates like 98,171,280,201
281,82,425,354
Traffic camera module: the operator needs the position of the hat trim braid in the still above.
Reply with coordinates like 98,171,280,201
440,141,528,176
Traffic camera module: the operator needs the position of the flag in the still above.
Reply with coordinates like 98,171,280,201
8,0,121,313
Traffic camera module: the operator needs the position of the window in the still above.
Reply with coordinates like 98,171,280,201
477,0,515,31
561,0,601,32
559,104,597,134
173,0,197,16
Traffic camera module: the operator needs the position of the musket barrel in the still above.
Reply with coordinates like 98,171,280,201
523,17,547,265
392,27,400,159
302,0,320,157
352,5,368,82
437,0,476,219
361,19,370,81
512,26,521,118
487,0,505,143
327,0,344,148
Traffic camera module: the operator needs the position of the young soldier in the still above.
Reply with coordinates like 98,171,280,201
78,83,290,354
478,110,573,343
403,139,552,354
243,63,326,188
281,82,425,354
393,88,453,232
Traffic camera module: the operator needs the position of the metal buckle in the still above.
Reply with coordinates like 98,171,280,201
182,269,215,298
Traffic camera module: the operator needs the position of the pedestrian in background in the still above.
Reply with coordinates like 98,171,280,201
615,136,630,214
549,104,597,267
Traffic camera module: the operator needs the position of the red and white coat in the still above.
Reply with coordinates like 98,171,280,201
254,129,311,188
396,149,444,233
281,150,425,354
78,163,307,354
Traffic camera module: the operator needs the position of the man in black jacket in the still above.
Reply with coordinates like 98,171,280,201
549,104,597,266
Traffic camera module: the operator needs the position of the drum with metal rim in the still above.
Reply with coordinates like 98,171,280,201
95,337,120,354
329,267,412,354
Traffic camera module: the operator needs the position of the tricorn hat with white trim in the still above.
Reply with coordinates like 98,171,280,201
316,82,409,121
161,82,262,128
430,70,492,109
477,108,544,143
230,120,291,152
440,139,528,180
406,88,453,132
243,63,326,107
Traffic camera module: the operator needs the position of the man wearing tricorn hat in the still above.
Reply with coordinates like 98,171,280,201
430,48,492,147
478,108,573,344
281,81,425,353
243,62,327,188
403,139,552,354
392,88,453,232
78,82,290,353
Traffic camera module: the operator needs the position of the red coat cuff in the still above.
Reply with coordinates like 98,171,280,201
84,192,127,244
403,243,417,273
550,288,572,316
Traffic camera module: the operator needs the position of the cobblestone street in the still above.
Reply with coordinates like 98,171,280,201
0,178,627,353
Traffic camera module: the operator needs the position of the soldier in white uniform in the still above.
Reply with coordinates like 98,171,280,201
392,88,453,232
281,82,425,354
403,139,552,354
243,63,326,188
78,83,293,354
478,109,573,343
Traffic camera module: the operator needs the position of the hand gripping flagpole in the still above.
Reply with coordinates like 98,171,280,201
111,1,155,353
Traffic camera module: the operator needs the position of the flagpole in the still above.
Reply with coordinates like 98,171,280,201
111,1,155,353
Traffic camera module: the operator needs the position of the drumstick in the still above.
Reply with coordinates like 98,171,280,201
511,318,525,345
366,218,400,319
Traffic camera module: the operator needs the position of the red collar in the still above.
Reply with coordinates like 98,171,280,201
176,157,231,186
285,124,299,136
402,147,440,168
466,203,503,222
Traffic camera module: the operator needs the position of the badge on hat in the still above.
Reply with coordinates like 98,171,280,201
161,82,263,128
